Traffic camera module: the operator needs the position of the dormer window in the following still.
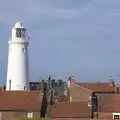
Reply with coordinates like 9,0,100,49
16,28,25,38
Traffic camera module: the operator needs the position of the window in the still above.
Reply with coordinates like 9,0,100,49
22,48,25,53
112,113,120,120
114,115,120,119
88,96,92,107
0,112,2,120
27,112,33,119
16,28,25,38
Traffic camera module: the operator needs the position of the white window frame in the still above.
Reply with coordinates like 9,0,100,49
27,112,33,119
112,113,120,120
0,112,2,120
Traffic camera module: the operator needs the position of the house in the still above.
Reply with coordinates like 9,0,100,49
78,81,115,94
68,82,92,102
48,102,91,120
96,94,120,120
68,80,115,103
0,91,43,120
66,79,117,119
30,79,67,102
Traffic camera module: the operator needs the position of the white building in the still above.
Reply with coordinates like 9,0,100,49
6,21,29,90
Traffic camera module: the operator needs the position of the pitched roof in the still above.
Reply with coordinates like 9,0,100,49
49,102,91,118
77,83,114,92
98,94,120,113
0,91,42,111
69,83,91,102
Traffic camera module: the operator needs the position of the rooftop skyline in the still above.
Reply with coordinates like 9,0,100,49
0,0,120,83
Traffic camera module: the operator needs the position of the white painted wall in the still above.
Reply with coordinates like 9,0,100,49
6,22,29,90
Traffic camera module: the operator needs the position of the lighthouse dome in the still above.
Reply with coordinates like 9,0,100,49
14,21,24,28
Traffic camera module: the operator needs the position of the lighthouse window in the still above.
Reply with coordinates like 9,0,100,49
22,48,25,53
16,28,25,38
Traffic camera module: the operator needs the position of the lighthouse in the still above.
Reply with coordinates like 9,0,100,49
6,21,29,91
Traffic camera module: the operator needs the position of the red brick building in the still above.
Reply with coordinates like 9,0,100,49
0,80,118,120
68,81,115,102
48,80,117,119
48,102,91,120
96,94,120,120
0,91,42,120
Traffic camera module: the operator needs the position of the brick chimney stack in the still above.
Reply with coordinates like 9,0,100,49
108,76,115,87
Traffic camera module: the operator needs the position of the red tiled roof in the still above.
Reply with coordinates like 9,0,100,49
78,83,114,92
49,102,91,118
98,94,120,113
0,91,42,111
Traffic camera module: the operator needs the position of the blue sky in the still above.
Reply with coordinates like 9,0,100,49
1,0,120,83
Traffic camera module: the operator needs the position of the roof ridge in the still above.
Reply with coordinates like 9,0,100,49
71,83,92,92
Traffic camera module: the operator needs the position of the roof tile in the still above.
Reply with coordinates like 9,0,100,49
49,102,91,118
0,91,42,111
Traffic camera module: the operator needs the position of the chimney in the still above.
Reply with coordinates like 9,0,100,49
48,75,52,89
24,86,29,91
108,76,115,87
67,76,76,88
67,76,71,88
1,85,6,91
69,96,72,103
114,86,120,94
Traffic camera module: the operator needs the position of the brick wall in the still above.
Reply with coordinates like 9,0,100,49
94,112,112,120
70,83,92,102
0,111,40,120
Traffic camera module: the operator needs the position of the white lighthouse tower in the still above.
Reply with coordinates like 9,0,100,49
6,21,29,91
